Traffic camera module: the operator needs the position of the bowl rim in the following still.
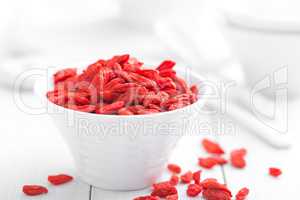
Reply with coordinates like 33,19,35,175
34,66,207,119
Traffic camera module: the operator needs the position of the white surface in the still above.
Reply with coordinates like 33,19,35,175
0,85,299,199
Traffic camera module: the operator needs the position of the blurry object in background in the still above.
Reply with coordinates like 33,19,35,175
117,0,204,28
0,0,178,90
0,0,119,90
219,0,300,98
154,8,291,148
118,0,173,27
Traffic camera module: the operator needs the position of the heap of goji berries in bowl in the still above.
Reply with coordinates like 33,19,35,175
46,54,200,115
36,54,207,190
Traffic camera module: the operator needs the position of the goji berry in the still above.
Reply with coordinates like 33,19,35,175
156,60,176,71
67,105,96,113
192,170,201,185
180,171,193,184
190,84,199,95
151,181,177,198
269,167,282,177
187,183,202,197
172,76,189,93
213,156,228,165
166,194,178,200
230,148,247,169
200,178,232,196
167,164,181,174
47,55,199,115
202,138,225,154
48,174,73,185
96,101,125,114
202,188,232,200
118,108,134,115
159,69,176,78
198,157,218,169
54,68,77,84
22,185,48,196
169,175,179,186
236,187,249,200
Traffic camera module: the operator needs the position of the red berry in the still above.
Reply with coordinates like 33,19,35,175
167,164,181,174
187,184,202,197
48,174,73,185
151,181,177,198
198,157,218,169
48,56,198,115
230,148,247,169
180,171,193,184
236,187,250,200
269,167,282,177
22,185,48,196
166,194,178,200
203,188,232,200
213,156,228,165
192,170,201,185
169,175,179,186
202,138,225,154
200,178,232,196
156,60,176,71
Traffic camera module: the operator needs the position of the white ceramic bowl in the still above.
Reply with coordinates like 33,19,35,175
220,13,300,98
34,66,206,190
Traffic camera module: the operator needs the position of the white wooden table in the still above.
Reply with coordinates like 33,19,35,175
0,87,299,200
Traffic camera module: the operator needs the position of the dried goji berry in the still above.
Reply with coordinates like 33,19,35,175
169,175,179,186
151,181,177,198
74,92,90,105
167,164,181,174
203,188,232,200
47,55,199,115
198,157,218,169
172,76,189,93
231,156,246,169
200,178,232,196
67,105,96,113
180,171,193,184
136,108,160,115
202,138,225,154
192,170,201,185
22,185,48,196
190,84,199,95
212,156,228,165
166,194,178,200
137,69,159,80
187,184,202,197
269,167,282,177
118,107,134,115
54,68,77,84
236,187,249,200
48,174,73,185
96,101,125,114
159,69,176,78
230,148,247,169
231,148,247,157
104,78,126,89
156,60,176,71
